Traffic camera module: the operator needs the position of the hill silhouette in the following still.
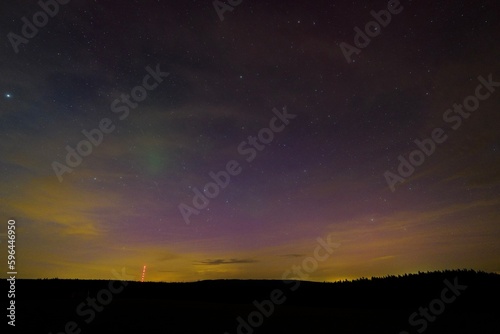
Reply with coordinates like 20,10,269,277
3,269,499,333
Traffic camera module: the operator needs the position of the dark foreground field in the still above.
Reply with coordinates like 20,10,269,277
3,270,500,334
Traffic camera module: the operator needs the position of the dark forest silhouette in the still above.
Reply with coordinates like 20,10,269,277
4,269,499,333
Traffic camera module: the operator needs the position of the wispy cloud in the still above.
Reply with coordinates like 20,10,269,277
280,253,306,258
195,258,258,266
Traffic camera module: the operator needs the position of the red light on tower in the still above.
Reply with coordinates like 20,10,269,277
141,265,147,282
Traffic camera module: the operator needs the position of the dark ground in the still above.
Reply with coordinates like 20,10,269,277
3,270,499,334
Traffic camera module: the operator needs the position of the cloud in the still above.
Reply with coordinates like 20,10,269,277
195,258,258,266
372,255,396,262
0,176,125,237
280,253,306,258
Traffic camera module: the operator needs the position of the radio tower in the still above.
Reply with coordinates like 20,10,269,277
141,265,147,282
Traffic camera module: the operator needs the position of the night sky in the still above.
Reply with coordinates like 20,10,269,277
1,0,499,282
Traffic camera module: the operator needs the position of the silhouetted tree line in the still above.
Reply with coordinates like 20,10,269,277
3,269,498,334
